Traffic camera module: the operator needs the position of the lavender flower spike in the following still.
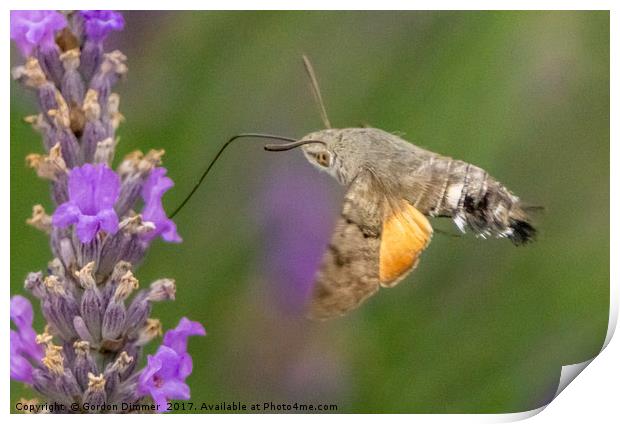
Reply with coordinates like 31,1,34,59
139,319,205,412
52,163,121,243
10,11,67,57
12,10,203,412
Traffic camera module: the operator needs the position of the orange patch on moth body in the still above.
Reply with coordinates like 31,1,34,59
379,201,433,286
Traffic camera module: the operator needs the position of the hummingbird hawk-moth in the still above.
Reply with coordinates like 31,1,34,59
172,56,538,320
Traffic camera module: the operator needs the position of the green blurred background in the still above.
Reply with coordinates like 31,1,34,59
11,11,609,413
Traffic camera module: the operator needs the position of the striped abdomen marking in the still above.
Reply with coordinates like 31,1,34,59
415,157,536,245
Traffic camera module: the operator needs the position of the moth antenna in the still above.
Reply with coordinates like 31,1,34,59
169,133,297,218
302,54,332,129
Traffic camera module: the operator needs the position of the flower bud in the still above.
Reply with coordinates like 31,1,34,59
102,300,126,341
81,89,109,162
115,150,164,216
26,205,52,233
80,284,103,342
148,279,176,302
104,351,133,395
57,369,82,400
111,261,132,283
72,316,94,344
135,318,162,346
59,49,84,105
41,343,64,376
25,143,67,182
47,258,65,279
54,127,81,170
73,340,97,390
41,276,79,341
114,271,139,302
94,137,117,165
31,369,55,400
36,42,64,87
50,236,74,274
89,50,127,112
83,373,107,411
120,214,155,236
125,290,150,336
24,272,45,299
108,93,124,130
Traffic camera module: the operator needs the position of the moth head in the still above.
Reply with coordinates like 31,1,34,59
301,141,334,169
263,129,354,185
299,129,349,182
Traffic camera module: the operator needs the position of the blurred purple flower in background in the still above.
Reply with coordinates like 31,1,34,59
52,163,120,243
244,162,348,402
256,161,340,314
11,10,203,413
10,10,67,57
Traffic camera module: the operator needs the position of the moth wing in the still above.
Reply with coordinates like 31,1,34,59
307,170,435,320
379,197,433,287
307,171,384,320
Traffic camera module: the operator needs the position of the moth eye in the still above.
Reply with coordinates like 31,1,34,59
316,152,331,167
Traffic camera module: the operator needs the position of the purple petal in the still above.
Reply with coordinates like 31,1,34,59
160,380,190,401
73,316,94,344
138,354,163,394
151,390,171,413
97,208,119,235
139,320,204,410
10,330,23,355
140,167,181,243
138,348,190,413
10,295,34,330
163,318,206,354
10,296,44,362
152,346,182,380
79,11,125,42
58,164,121,241
68,164,120,214
10,11,67,57
10,353,34,384
68,165,97,214
92,165,121,209
51,202,80,228
141,203,182,243
142,167,173,202
10,326,39,384
177,353,193,380
76,215,99,243
161,220,182,243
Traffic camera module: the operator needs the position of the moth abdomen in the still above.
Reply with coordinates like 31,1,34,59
422,157,537,245
458,176,537,245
